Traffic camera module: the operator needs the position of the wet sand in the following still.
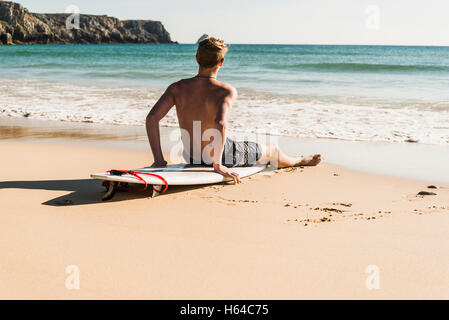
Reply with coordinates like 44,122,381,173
2,116,448,184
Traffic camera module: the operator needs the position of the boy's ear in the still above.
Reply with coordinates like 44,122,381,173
219,58,224,66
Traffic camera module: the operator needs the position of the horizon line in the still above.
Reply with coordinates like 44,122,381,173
178,43,449,48
4,43,449,48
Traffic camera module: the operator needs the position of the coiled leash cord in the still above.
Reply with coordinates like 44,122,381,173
107,169,168,193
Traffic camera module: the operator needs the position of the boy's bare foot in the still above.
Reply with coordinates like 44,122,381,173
296,154,322,166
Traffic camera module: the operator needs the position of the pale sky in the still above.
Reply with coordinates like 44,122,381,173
17,0,449,45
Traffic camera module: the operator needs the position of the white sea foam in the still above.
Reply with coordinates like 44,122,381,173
1,78,448,145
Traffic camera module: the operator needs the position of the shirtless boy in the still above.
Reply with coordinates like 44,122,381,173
146,37,321,184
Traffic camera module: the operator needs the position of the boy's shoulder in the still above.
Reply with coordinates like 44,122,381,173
168,78,237,98
215,81,237,98
169,77,196,89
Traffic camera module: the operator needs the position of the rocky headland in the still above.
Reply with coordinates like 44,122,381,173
0,1,176,45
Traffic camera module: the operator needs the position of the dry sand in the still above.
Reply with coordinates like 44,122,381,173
1,140,448,299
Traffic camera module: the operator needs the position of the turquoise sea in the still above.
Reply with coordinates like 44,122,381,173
1,44,448,144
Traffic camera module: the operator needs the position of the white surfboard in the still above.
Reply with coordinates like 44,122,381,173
91,163,267,200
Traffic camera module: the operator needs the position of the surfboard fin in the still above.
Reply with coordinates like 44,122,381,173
152,185,163,198
102,181,118,201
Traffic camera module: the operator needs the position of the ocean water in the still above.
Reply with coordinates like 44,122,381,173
1,44,448,144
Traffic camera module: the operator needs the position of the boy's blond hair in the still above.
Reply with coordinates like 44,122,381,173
196,37,228,68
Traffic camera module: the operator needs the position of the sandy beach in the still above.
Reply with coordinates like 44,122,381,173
1,119,448,299
2,0,449,304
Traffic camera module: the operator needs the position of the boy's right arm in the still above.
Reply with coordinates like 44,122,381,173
146,83,177,166
212,88,241,184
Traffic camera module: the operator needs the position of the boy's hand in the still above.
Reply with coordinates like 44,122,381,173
213,163,241,184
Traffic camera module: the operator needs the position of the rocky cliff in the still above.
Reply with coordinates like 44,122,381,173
0,1,176,45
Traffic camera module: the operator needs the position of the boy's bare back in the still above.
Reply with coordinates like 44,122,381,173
171,76,236,157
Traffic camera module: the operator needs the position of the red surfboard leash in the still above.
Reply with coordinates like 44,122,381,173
107,169,168,193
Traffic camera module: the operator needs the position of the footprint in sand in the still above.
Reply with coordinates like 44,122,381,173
313,207,345,214
216,196,258,206
417,191,437,196
332,202,352,208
